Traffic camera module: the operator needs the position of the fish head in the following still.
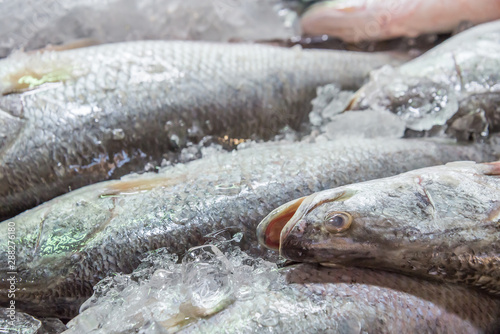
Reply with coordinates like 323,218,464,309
258,186,384,265
257,175,438,267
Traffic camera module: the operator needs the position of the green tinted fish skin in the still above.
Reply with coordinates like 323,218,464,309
276,161,500,295
0,41,404,220
179,264,500,334
0,138,496,318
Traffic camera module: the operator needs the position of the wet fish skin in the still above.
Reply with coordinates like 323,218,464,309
264,161,500,294
179,264,500,334
347,20,500,132
0,138,495,319
284,265,500,334
64,252,500,333
0,41,403,220
301,0,500,42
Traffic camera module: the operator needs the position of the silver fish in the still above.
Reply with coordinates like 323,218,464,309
258,160,500,295
181,264,500,334
64,246,500,334
0,137,495,318
0,41,403,220
301,0,500,42
347,20,500,134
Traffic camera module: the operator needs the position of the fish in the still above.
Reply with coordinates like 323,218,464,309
258,160,500,295
300,0,500,42
0,137,496,319
346,19,500,134
64,245,500,334
0,41,405,220
178,264,500,334
0,0,299,58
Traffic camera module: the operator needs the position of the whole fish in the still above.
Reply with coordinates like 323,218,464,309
0,41,403,220
346,20,500,134
0,137,495,319
0,0,299,58
258,161,500,295
301,0,500,42
64,246,500,334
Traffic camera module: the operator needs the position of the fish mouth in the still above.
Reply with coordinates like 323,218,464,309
257,189,356,252
256,196,307,251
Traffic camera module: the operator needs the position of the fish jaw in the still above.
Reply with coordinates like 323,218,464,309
280,232,376,265
256,196,306,251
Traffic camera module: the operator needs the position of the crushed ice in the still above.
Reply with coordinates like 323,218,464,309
349,66,459,132
306,83,406,142
0,0,300,58
64,230,284,333
0,308,66,334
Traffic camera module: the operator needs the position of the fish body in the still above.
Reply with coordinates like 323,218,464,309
259,160,500,295
301,0,500,42
347,20,500,134
66,256,500,334
0,41,402,220
0,138,495,318
226,264,500,334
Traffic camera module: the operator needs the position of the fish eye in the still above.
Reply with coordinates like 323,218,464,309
323,212,352,233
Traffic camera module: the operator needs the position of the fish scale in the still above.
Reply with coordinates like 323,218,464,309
262,160,500,296
0,41,404,219
0,137,498,318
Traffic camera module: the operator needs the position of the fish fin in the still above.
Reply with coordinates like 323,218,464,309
27,38,101,54
100,174,184,197
1,54,74,95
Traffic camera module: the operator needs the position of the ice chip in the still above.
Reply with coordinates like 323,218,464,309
181,245,235,316
255,308,280,327
322,109,406,140
0,308,42,334
352,66,459,131
309,84,355,128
